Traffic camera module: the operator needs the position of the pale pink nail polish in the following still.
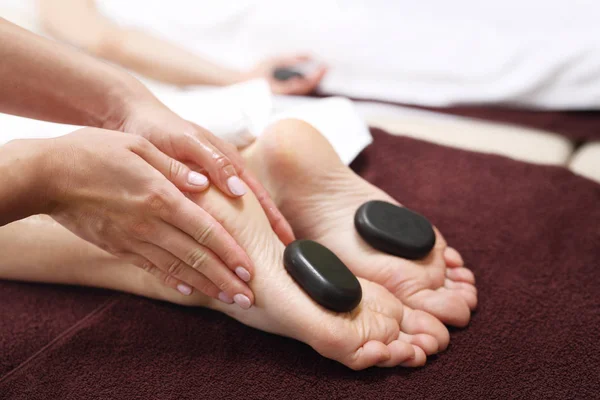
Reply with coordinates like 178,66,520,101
188,171,208,186
177,283,192,296
218,291,234,304
227,176,247,196
235,266,251,282
233,294,251,309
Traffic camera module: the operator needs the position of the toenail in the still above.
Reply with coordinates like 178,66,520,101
233,294,252,309
227,176,247,196
218,291,234,304
235,266,251,282
176,283,192,296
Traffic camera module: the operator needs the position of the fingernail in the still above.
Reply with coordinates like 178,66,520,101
235,266,251,282
177,283,192,296
227,176,247,196
218,291,234,304
188,171,208,186
233,294,251,309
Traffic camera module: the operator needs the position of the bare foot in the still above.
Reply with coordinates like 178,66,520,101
243,120,477,327
0,178,449,370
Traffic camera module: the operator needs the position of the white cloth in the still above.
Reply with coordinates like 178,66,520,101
96,0,600,110
0,80,372,165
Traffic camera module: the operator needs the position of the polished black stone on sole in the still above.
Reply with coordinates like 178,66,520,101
273,67,304,81
355,200,436,260
283,239,362,313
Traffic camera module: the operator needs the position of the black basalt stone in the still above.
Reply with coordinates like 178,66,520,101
283,240,362,313
272,67,304,81
355,200,436,260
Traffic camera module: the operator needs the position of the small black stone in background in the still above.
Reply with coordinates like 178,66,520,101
272,67,305,81
284,240,362,313
355,200,436,260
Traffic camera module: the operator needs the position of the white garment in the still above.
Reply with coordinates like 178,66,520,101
96,0,600,109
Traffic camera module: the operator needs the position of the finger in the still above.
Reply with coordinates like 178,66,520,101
159,191,255,279
177,124,247,198
135,242,229,302
193,125,247,171
199,128,296,244
144,221,254,308
130,137,210,192
137,179,255,286
118,251,194,297
237,169,295,245
185,161,294,245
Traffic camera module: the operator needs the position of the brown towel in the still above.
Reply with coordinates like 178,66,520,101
1,129,599,399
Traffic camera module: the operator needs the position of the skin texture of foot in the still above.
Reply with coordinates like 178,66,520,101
243,120,477,327
0,147,449,369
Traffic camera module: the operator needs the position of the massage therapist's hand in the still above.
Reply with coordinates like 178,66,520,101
110,98,295,245
0,18,293,246
39,128,256,306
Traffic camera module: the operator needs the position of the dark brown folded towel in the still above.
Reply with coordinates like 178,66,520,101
1,129,599,399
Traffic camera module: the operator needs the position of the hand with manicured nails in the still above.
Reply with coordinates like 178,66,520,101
0,17,292,309
43,128,256,309
113,100,295,246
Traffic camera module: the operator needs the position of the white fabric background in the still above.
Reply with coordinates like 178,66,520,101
97,0,600,109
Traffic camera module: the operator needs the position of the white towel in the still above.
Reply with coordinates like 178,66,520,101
0,80,372,165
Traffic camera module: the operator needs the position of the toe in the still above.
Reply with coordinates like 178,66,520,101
400,345,427,367
399,332,439,355
458,289,478,310
345,340,392,370
444,278,477,293
443,247,464,268
399,306,450,352
375,340,415,367
444,279,478,309
446,267,476,284
407,290,472,328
